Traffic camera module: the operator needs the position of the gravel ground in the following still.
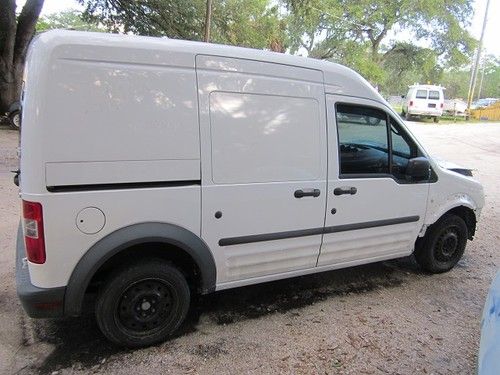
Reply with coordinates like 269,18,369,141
0,122,499,375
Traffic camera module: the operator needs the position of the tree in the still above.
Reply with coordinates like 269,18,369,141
478,57,500,99
36,9,103,33
78,0,288,51
0,0,45,113
210,0,287,51
78,0,205,39
382,43,442,94
285,0,477,92
441,55,500,99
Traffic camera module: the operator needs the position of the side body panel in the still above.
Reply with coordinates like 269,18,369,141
24,187,201,288
21,34,204,288
21,32,200,193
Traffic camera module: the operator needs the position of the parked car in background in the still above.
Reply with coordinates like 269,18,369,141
6,101,21,130
471,98,499,110
401,84,445,122
443,99,467,117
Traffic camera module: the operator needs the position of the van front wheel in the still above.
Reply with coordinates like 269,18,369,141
95,260,190,348
414,214,468,273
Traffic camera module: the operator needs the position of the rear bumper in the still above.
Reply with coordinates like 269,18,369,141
408,110,442,117
16,225,65,318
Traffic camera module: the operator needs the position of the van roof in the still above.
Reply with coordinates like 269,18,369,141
33,30,385,103
408,84,445,90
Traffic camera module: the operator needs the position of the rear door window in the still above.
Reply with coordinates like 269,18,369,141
415,90,427,99
428,90,440,100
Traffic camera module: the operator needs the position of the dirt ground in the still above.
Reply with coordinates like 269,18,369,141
1,122,499,375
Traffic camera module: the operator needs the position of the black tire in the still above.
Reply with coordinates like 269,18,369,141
95,259,190,348
405,112,412,121
414,214,468,273
433,116,439,123
9,110,20,130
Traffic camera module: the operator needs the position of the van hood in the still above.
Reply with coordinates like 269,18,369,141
433,157,474,177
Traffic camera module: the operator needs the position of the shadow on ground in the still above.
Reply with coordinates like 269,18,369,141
32,256,423,374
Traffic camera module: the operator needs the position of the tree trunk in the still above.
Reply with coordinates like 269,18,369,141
0,0,44,113
0,65,22,113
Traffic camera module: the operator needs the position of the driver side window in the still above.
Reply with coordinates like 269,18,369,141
336,103,424,182
390,117,421,180
336,103,389,175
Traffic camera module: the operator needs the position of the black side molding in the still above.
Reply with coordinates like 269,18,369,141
219,227,324,247
47,180,200,193
322,216,420,234
219,215,420,247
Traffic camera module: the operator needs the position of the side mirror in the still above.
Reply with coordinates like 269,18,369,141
406,157,430,181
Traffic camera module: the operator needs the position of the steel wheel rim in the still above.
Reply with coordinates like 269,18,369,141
435,225,460,262
12,114,20,128
115,278,174,334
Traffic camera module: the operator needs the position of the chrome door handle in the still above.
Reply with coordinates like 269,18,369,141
294,189,321,198
334,187,357,196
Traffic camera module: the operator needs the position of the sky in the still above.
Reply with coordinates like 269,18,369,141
15,0,500,57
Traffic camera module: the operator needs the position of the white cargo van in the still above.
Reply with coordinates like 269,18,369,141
402,84,445,122
16,30,484,347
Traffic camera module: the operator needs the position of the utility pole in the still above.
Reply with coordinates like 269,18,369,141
467,0,491,111
466,50,476,103
204,0,213,42
477,59,486,101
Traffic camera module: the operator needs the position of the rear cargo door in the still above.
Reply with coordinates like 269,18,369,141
196,55,327,287
413,89,429,112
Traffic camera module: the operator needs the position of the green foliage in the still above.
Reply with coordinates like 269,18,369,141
284,0,477,93
74,0,493,97
441,55,500,99
77,0,287,50
382,43,443,94
78,0,204,39
210,0,287,50
36,9,103,32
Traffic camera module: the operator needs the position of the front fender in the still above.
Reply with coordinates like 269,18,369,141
424,192,479,227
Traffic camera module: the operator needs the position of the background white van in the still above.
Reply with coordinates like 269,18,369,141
402,84,445,122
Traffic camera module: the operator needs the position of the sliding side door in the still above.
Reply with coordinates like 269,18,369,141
197,55,327,288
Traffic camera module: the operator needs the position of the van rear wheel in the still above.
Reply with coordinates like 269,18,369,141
414,214,468,273
95,259,190,348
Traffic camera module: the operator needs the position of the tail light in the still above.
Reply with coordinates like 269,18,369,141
22,200,46,264
409,101,413,107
